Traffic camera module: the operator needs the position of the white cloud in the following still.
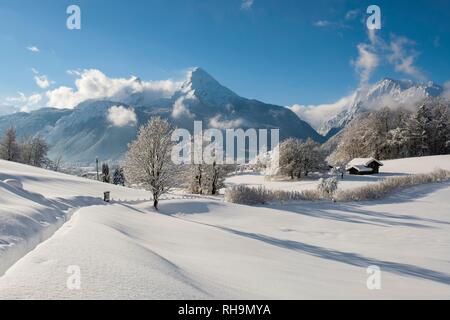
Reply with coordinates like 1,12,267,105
107,106,137,127
27,93,43,106
31,68,54,89
66,69,82,76
313,20,331,27
0,104,20,116
288,93,356,130
46,69,181,109
345,9,360,20
387,35,426,81
352,42,379,85
5,92,42,112
209,115,245,129
27,46,40,53
172,93,195,119
313,19,350,30
34,74,53,89
351,31,426,84
241,0,254,10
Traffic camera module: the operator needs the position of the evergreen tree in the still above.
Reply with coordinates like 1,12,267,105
113,167,125,186
407,104,433,156
102,163,110,183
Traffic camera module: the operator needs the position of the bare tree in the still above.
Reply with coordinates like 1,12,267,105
30,136,49,167
19,135,49,167
185,135,231,195
52,154,64,172
124,117,177,209
0,127,20,162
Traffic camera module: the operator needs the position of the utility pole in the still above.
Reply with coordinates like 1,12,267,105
96,157,99,181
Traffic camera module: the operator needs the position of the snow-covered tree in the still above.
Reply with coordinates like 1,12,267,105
278,138,327,179
0,127,20,162
278,138,302,179
317,177,338,199
329,100,450,163
185,135,232,195
124,117,178,209
406,104,433,157
429,102,450,155
203,161,230,195
299,138,327,176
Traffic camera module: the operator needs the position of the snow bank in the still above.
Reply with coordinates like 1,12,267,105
3,179,23,189
0,160,152,277
0,180,74,275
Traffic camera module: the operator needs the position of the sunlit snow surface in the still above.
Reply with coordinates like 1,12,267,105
1,156,450,299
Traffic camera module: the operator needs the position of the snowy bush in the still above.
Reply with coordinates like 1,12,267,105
224,186,269,205
224,185,321,205
317,177,338,199
335,169,450,202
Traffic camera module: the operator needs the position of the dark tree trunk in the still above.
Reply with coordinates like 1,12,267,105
153,199,158,210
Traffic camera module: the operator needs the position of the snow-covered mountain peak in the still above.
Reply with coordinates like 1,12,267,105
368,78,442,97
318,78,444,137
179,67,238,106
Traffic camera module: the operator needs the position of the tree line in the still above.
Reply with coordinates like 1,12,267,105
0,126,62,170
329,100,450,165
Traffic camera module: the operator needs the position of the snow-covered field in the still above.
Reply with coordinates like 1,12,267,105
225,155,450,192
1,156,450,299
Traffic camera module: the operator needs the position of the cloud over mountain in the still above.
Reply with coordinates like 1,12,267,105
107,106,137,127
46,69,181,109
289,93,356,130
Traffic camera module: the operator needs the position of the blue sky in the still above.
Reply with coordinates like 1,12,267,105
0,0,449,112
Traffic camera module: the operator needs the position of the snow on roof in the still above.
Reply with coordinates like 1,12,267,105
346,158,383,168
346,165,373,172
